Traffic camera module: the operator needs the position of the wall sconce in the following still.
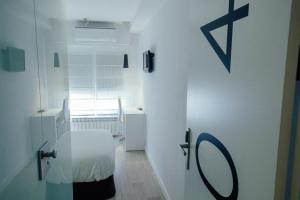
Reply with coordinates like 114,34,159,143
54,52,60,68
1,47,25,72
123,54,128,68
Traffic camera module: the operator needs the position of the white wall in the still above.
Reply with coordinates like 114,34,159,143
45,20,69,109
37,19,69,110
139,0,189,199
124,34,143,107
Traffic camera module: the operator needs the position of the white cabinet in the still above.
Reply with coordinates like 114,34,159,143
31,109,67,151
125,109,146,151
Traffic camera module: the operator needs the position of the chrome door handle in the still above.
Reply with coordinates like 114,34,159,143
179,128,191,170
40,150,57,159
37,142,57,180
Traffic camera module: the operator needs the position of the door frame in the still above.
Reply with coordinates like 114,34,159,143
291,104,300,200
275,0,300,198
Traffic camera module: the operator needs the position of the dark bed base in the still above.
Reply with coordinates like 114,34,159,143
73,175,116,200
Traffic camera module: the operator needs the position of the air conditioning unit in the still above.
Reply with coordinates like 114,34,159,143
75,20,117,30
73,20,129,44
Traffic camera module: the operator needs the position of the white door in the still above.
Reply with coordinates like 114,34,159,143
183,0,295,199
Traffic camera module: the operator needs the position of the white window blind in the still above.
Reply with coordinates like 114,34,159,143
68,53,124,116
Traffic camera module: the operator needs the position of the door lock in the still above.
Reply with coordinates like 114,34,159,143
179,144,189,156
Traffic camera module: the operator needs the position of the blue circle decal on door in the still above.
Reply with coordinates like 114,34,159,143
195,133,239,200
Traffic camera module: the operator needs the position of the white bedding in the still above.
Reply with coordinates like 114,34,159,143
71,130,115,183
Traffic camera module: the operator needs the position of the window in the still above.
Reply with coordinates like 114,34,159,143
68,53,125,116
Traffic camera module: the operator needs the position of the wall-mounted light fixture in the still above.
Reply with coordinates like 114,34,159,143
123,54,128,68
54,52,60,68
1,47,25,72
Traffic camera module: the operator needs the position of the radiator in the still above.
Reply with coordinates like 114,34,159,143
71,117,123,136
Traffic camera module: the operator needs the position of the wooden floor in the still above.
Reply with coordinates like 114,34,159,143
112,144,165,200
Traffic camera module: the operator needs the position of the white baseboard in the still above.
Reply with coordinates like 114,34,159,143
145,151,171,200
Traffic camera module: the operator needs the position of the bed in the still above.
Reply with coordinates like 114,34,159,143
71,130,116,200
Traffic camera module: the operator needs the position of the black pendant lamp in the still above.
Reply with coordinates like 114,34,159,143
123,54,128,68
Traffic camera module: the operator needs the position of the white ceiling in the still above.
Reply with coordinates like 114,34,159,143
67,0,142,22
130,0,167,32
